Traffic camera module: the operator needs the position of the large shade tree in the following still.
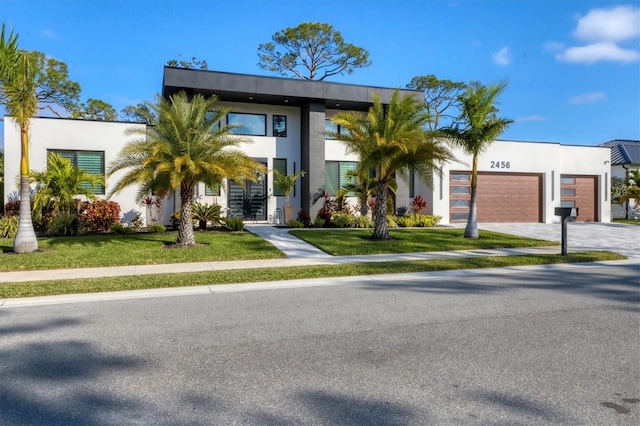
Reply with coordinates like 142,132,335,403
442,80,513,238
329,90,455,240
108,91,264,246
406,74,465,131
258,22,371,80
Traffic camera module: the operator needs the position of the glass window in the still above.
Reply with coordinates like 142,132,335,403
451,213,468,221
451,186,470,194
560,200,575,208
273,115,287,137
325,161,357,196
451,173,470,181
451,199,469,208
561,188,575,196
409,169,415,198
272,158,287,196
325,120,338,139
204,185,220,196
560,176,575,185
228,112,266,136
49,149,105,195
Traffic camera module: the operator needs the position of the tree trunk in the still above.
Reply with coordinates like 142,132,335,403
372,183,390,240
13,175,38,253
177,183,196,246
464,187,479,238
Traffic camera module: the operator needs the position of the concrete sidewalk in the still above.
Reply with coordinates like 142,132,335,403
0,222,635,284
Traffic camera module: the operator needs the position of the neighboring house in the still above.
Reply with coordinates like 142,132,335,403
2,67,613,225
599,139,640,219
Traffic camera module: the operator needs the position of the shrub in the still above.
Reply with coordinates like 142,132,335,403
332,212,355,228
0,215,19,238
225,217,244,232
131,212,144,229
4,201,19,217
411,195,427,214
313,217,326,228
414,215,441,227
396,215,416,228
353,215,373,228
46,212,82,237
396,205,408,216
386,215,398,228
110,222,133,234
288,219,304,228
78,200,121,232
192,202,222,229
147,224,166,233
297,209,311,226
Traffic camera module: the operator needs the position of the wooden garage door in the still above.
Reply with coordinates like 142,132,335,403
560,175,598,222
450,172,542,222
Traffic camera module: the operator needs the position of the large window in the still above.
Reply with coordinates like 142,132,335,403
273,115,287,137
49,149,104,194
272,158,287,196
227,112,266,136
325,161,357,196
325,119,350,140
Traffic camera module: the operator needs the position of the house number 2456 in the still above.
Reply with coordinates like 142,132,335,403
490,161,511,169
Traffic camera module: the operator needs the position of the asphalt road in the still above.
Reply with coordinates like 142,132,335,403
1,262,638,425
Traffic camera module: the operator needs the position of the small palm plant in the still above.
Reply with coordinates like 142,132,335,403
191,202,222,230
273,169,305,223
30,153,103,223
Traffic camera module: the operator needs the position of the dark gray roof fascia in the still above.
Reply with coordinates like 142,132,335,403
162,67,424,111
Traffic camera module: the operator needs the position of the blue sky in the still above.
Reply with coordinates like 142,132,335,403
1,0,638,148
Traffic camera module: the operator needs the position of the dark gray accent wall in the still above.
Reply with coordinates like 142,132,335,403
301,101,326,218
163,67,424,110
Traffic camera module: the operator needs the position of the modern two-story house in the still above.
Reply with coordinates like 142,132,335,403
3,66,613,225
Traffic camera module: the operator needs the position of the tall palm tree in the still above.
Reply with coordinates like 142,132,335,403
442,80,513,238
29,153,103,221
0,24,38,253
330,90,454,240
108,91,264,246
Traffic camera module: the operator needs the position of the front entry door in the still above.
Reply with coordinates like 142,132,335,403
227,169,267,220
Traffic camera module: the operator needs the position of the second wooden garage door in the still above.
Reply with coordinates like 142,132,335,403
450,172,542,222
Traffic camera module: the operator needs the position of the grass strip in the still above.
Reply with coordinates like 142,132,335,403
0,231,285,272
289,228,558,256
0,251,625,299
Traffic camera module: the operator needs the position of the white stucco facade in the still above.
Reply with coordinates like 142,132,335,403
419,140,611,224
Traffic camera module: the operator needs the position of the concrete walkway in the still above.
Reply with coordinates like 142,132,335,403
0,222,636,284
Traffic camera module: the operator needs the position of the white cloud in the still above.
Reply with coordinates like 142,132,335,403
567,92,606,105
515,115,548,123
574,5,640,42
557,42,640,63
552,5,640,64
40,29,56,39
492,46,511,66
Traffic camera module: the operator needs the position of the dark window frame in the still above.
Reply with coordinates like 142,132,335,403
227,112,267,136
273,115,287,137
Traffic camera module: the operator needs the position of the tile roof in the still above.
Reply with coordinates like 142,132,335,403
600,140,640,165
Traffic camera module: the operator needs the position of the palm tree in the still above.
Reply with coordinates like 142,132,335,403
0,24,38,253
442,80,513,238
330,90,454,240
336,168,397,217
108,91,264,246
29,153,103,221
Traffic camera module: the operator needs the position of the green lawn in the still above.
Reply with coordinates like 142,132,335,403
0,231,285,272
613,218,640,225
289,228,558,256
0,251,625,299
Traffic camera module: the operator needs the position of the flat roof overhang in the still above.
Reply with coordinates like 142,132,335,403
162,67,424,111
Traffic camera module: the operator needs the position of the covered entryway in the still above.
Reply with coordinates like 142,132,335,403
227,168,267,221
450,171,542,223
560,175,598,222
